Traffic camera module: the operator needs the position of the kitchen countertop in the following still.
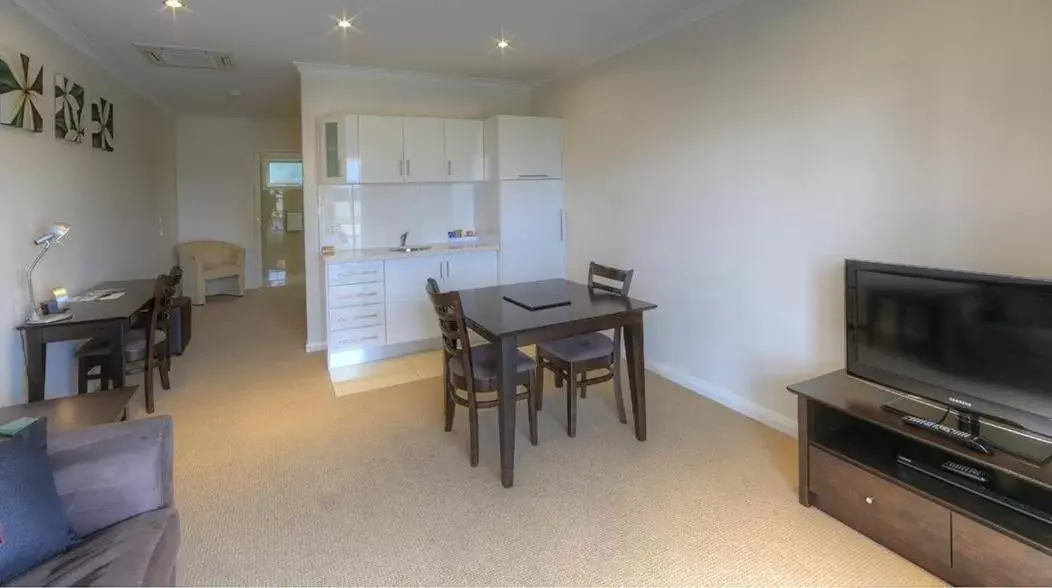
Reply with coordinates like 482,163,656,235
321,241,500,264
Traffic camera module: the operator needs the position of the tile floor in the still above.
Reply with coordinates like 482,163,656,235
330,346,538,397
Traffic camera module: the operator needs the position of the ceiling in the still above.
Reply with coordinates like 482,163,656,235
29,0,735,117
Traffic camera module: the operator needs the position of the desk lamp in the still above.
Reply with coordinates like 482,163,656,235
25,222,73,325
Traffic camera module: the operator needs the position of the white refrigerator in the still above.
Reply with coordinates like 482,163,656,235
497,179,566,285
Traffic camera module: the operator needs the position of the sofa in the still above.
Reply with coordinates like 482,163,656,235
3,417,179,587
176,240,246,305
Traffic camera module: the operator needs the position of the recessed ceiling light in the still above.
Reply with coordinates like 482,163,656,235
337,18,353,29
163,0,184,9
496,39,510,50
228,90,242,98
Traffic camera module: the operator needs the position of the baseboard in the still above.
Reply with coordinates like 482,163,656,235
305,341,327,353
649,361,798,437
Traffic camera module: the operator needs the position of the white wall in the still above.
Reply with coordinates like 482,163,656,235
175,116,300,289
0,0,177,405
533,0,1052,433
299,66,532,348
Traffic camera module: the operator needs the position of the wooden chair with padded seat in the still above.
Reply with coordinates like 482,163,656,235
426,278,538,467
536,262,634,437
76,273,176,414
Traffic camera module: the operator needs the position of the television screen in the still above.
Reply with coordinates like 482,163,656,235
846,260,1052,430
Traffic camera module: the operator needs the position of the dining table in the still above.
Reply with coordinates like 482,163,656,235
457,278,658,487
17,279,158,403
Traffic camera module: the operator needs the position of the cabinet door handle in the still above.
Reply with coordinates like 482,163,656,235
448,160,452,176
446,261,451,277
406,160,411,177
398,160,404,176
559,209,564,242
439,262,444,279
518,173,549,179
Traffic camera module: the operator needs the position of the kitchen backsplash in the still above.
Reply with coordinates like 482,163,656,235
320,183,480,250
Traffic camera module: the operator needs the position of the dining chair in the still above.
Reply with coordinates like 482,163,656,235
536,262,634,437
76,273,176,414
426,278,538,467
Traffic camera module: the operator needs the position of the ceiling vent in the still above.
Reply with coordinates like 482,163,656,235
134,44,235,71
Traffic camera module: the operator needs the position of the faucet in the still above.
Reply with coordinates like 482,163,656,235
399,231,409,248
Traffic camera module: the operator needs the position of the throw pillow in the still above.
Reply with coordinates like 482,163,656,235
0,420,74,583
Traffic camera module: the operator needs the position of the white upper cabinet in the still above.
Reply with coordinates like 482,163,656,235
486,116,564,181
402,117,447,183
318,115,360,184
444,119,484,182
359,115,406,184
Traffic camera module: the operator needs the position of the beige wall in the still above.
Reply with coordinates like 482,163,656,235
299,67,532,349
0,0,177,405
532,0,1052,432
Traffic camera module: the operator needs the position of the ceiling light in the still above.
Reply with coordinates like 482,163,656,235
337,18,353,29
496,39,510,50
163,0,184,9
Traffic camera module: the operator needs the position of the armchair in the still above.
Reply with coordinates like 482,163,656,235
176,240,245,305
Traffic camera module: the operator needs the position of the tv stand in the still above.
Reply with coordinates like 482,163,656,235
790,371,1052,586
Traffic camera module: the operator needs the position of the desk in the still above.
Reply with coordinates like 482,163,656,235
17,279,156,403
457,279,658,487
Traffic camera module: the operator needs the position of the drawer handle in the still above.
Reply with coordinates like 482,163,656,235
341,313,378,321
865,496,874,505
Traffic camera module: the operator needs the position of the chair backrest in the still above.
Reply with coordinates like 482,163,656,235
177,241,242,268
425,278,475,390
588,262,633,296
147,274,177,344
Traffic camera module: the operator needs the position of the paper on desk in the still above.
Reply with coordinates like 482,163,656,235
69,289,127,302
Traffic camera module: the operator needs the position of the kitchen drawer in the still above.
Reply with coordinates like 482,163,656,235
329,281,385,309
328,261,383,286
328,324,385,349
809,447,951,573
329,303,385,332
951,513,1052,586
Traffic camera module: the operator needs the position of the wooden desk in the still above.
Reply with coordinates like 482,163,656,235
16,279,156,403
0,386,137,433
458,279,658,487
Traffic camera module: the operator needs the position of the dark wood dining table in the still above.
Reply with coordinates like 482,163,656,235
457,279,658,487
16,279,157,403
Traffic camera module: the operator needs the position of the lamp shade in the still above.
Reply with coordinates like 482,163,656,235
33,223,71,246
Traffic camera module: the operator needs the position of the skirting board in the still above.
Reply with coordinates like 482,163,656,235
649,361,798,438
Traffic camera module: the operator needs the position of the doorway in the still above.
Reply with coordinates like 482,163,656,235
259,153,305,288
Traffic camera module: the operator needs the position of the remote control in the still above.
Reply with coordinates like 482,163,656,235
901,415,993,454
941,460,991,485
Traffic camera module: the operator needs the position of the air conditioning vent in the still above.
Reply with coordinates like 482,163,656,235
134,44,235,71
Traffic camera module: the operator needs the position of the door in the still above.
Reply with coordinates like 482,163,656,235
499,180,565,284
444,251,498,291
259,154,305,287
385,257,444,344
318,117,343,185
402,117,446,183
497,116,564,180
359,115,405,184
444,119,484,182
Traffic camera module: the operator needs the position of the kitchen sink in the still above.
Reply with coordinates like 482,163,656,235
388,246,433,253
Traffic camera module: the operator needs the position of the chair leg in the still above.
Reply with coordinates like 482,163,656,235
535,358,545,412
580,370,588,398
468,393,480,467
159,350,171,391
144,356,156,414
527,371,538,446
77,358,89,395
613,361,627,424
566,363,578,438
443,382,455,432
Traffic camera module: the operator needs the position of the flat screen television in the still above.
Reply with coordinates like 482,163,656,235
845,260,1052,435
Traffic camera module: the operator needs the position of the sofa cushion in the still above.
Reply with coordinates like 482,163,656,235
50,426,167,538
0,422,74,584
4,508,179,587
202,264,241,280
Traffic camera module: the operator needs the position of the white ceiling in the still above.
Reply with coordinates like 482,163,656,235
27,0,736,117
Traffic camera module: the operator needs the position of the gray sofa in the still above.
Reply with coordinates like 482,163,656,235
3,417,179,587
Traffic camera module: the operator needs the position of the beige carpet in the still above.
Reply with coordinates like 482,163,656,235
136,287,942,586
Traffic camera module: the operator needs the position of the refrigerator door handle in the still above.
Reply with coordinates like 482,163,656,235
559,209,564,242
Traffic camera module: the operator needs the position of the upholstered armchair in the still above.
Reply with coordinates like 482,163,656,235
176,240,245,305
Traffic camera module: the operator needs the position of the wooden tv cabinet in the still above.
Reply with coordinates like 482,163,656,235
789,371,1052,586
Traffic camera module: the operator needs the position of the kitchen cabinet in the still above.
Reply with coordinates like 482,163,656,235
498,180,565,284
359,115,406,184
486,116,564,181
444,119,484,182
385,256,444,345
443,251,498,291
403,117,447,183
318,115,360,184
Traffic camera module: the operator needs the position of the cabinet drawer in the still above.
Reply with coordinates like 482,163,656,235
328,324,385,349
329,282,385,309
809,447,951,573
951,513,1052,586
328,261,383,286
329,303,385,332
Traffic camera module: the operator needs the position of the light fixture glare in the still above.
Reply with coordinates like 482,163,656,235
163,0,184,9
